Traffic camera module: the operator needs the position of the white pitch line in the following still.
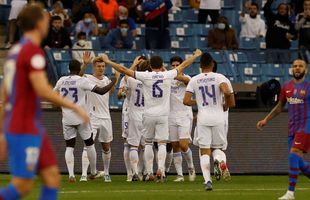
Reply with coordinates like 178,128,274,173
59,188,310,194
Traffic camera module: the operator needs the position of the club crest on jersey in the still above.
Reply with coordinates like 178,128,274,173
300,90,306,96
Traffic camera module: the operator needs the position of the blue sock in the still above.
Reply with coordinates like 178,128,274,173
288,153,301,192
0,184,21,200
299,157,310,178
39,186,58,200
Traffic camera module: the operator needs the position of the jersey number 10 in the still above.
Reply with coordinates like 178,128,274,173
199,85,216,106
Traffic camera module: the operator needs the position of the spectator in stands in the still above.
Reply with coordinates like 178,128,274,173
5,0,27,48
72,32,96,63
72,0,101,23
143,0,172,49
264,0,297,49
75,13,99,37
50,1,71,27
105,19,134,49
52,0,73,9
240,2,266,38
96,0,119,22
208,16,239,50
43,16,72,49
198,0,220,24
109,5,137,36
295,0,310,50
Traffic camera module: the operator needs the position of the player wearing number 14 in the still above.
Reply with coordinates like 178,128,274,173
100,49,202,181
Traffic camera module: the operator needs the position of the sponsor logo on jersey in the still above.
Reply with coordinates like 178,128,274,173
287,97,304,104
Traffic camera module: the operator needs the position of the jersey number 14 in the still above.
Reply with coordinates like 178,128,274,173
199,85,216,106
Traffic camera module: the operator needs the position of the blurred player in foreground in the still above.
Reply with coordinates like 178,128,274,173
0,4,89,200
257,59,310,200
184,52,235,191
79,56,120,182
100,49,202,182
168,56,196,182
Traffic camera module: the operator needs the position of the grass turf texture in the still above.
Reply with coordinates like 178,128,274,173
0,175,309,200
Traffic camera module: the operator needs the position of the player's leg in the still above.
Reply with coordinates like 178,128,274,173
138,143,146,180
63,125,77,182
178,117,195,181
197,125,212,191
165,143,173,175
122,112,132,181
142,116,156,181
169,121,183,181
38,134,60,200
155,116,169,182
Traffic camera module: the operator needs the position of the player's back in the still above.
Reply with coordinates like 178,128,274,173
55,75,91,125
170,77,192,117
127,77,144,120
135,69,177,117
188,72,226,126
3,38,46,135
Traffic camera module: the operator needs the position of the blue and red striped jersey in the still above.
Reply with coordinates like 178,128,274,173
279,80,310,136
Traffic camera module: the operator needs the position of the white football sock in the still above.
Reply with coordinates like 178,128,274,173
173,152,183,176
182,148,194,169
165,150,173,172
81,148,89,176
65,147,75,177
86,144,97,175
138,148,145,175
129,147,139,174
123,143,132,176
212,149,227,163
144,143,154,174
102,150,111,175
200,154,211,183
157,143,167,173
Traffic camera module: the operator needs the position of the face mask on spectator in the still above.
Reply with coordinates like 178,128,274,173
217,23,226,30
120,28,128,34
84,18,92,24
78,39,86,47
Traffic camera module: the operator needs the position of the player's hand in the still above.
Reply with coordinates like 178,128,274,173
74,106,90,124
0,134,7,161
194,49,202,57
256,119,267,131
101,54,110,63
133,56,142,66
83,51,93,65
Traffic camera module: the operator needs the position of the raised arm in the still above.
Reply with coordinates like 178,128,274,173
101,54,135,78
92,76,117,95
79,51,93,76
176,49,202,73
183,91,197,106
29,71,89,123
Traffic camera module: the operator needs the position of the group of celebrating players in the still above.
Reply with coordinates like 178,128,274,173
0,3,310,200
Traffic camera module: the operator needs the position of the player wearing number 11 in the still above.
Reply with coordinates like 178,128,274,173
100,49,202,182
183,52,235,191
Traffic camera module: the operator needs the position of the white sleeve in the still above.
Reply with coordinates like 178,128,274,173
186,79,195,94
119,77,127,88
79,78,96,91
54,80,61,92
166,69,178,79
134,71,147,82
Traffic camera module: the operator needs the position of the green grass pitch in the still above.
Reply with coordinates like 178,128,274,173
0,175,309,200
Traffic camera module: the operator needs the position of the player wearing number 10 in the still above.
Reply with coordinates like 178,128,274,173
100,49,202,181
183,52,235,191
54,59,117,183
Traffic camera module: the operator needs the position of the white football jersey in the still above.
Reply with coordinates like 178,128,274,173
119,77,130,113
85,74,111,119
54,75,95,125
223,76,234,120
170,75,193,118
135,69,178,116
186,72,227,126
127,77,144,120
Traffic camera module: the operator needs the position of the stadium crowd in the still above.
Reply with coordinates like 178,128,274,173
2,0,310,51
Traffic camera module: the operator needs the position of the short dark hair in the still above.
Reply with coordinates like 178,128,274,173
69,59,81,73
51,15,62,23
251,2,259,10
170,56,183,64
18,3,45,32
77,32,87,38
119,19,129,26
150,56,163,69
200,52,214,69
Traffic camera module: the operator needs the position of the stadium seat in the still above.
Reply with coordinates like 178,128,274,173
134,36,145,49
222,0,235,9
290,40,299,50
189,36,208,49
168,10,183,23
239,38,258,50
183,62,200,76
228,51,247,63
183,9,199,23
171,37,189,49
57,61,70,76
181,0,190,9
116,50,140,62
136,24,145,36
192,24,212,36
247,50,266,63
237,63,262,84
52,50,72,61
90,37,101,50
261,63,285,82
169,24,193,36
